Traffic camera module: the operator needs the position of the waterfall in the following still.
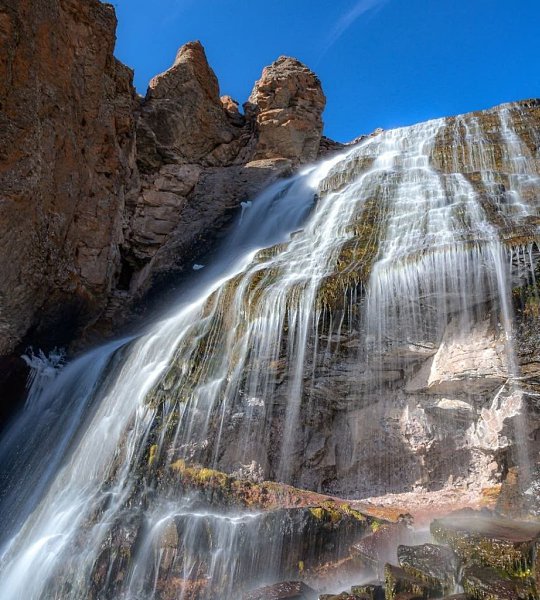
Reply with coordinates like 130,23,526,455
0,102,538,599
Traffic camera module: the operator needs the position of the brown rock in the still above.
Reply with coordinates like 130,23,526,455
136,41,236,170
245,56,326,164
244,581,317,600
221,94,246,127
0,0,137,355
318,135,346,159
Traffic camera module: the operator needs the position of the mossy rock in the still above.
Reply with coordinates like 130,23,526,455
243,580,317,599
165,460,385,528
462,562,537,600
350,582,385,599
397,543,459,595
384,563,439,599
319,593,370,600
430,514,540,579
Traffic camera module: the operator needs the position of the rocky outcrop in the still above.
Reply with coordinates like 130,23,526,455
0,7,327,367
0,0,137,356
136,41,237,171
102,44,326,336
405,318,509,395
141,99,540,509
245,56,326,164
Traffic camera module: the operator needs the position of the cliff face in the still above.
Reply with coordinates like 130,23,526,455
0,0,137,355
0,4,327,358
114,43,326,335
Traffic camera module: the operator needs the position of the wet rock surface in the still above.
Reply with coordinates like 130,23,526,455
244,581,318,599
397,544,458,595
384,564,435,599
461,562,537,600
2,3,540,597
0,3,327,415
430,513,540,577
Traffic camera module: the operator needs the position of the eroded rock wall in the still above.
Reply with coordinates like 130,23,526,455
100,43,326,338
0,7,327,357
0,0,138,355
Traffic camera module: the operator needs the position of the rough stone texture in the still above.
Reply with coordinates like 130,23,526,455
136,41,237,171
397,544,458,595
405,318,509,395
244,582,317,600
383,564,434,599
0,0,137,356
0,14,328,365
125,99,540,512
245,56,326,164
461,563,537,600
92,44,326,340
431,513,540,577
318,136,346,159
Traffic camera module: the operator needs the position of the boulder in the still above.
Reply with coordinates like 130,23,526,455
244,581,317,600
350,516,413,577
397,544,459,595
430,513,540,579
319,593,368,600
462,562,537,600
350,583,385,599
384,564,437,599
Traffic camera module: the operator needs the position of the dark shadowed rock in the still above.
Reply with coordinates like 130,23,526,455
384,564,436,599
350,582,385,599
244,581,317,600
0,0,138,357
397,544,459,595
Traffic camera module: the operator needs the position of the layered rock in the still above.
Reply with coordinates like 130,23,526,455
102,43,326,336
141,99,540,510
136,41,237,171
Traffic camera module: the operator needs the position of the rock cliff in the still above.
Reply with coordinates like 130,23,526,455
0,0,137,356
0,3,326,370
114,43,326,336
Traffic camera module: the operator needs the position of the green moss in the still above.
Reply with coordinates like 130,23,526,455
316,195,388,311
310,507,325,520
148,444,158,467
370,520,382,532
431,519,539,581
384,564,429,600
170,460,231,490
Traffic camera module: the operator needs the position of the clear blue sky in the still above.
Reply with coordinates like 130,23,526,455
113,0,540,143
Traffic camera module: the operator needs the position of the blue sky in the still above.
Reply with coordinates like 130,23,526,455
113,0,540,142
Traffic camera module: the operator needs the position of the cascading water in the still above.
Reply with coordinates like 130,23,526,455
0,101,539,599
